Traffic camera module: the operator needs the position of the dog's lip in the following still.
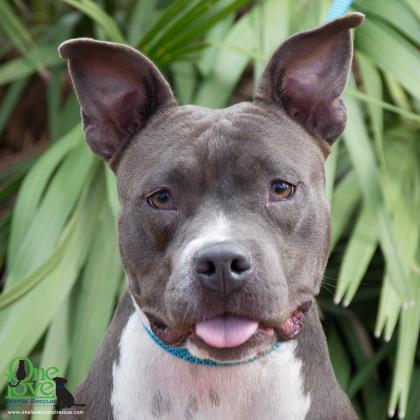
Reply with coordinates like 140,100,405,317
274,300,312,341
146,301,311,348
147,314,190,346
191,301,312,347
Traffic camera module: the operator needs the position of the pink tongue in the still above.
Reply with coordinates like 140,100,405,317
195,314,258,348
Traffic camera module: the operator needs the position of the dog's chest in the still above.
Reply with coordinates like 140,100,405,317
111,311,311,420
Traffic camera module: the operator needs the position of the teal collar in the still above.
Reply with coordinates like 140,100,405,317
143,323,282,366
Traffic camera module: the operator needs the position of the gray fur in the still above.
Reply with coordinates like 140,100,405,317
151,391,172,418
185,395,199,420
297,304,357,419
209,388,220,407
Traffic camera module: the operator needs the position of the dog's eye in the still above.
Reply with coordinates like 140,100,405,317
269,180,295,201
147,189,176,210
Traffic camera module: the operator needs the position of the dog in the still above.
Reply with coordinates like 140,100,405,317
53,377,86,410
58,12,364,419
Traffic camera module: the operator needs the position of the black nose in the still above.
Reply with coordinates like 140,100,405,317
194,242,252,296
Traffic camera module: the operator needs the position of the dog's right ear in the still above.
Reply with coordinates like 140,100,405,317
59,38,177,169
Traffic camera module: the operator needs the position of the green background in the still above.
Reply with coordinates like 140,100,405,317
0,1,419,419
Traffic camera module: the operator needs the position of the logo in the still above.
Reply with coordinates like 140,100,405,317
5,356,85,410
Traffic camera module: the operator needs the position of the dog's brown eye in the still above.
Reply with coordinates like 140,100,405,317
270,180,295,201
147,189,176,210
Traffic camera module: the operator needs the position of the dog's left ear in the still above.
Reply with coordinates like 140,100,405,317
256,13,364,146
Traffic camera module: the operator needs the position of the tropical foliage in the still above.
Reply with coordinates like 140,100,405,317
0,1,419,419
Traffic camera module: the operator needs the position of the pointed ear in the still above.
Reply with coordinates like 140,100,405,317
59,38,177,168
256,13,364,145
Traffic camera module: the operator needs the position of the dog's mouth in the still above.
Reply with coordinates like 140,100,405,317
147,301,311,352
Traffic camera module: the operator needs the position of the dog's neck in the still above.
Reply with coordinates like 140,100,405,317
77,292,355,419
111,304,311,420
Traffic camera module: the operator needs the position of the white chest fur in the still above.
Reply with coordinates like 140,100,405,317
111,310,311,420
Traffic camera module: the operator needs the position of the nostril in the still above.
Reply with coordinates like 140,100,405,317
231,257,251,274
196,259,216,276
195,243,252,295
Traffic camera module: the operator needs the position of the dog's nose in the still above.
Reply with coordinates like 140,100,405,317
194,242,252,296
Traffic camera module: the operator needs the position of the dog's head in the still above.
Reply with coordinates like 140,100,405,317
60,13,363,362
53,377,68,386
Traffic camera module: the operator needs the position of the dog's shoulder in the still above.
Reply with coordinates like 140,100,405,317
58,291,134,420
297,306,358,420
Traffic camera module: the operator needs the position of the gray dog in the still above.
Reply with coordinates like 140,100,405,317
59,12,364,420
